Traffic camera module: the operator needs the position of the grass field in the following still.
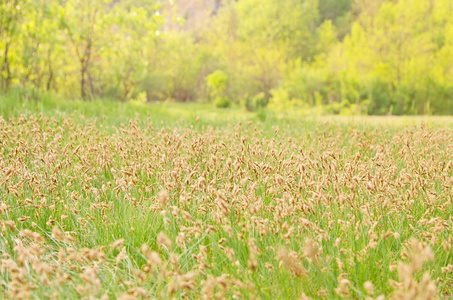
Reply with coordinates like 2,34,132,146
0,95,453,299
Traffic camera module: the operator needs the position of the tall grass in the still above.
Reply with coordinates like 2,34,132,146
0,99,452,298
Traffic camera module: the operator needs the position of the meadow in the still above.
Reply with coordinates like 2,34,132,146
0,96,453,299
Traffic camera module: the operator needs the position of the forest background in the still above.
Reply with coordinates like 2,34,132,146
1,0,452,115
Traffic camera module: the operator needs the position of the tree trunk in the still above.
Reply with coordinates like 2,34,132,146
46,49,53,91
1,43,12,91
81,65,87,99
80,40,92,100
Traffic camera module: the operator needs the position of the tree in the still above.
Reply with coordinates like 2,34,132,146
18,0,64,93
0,0,24,91
323,0,453,114
101,5,162,100
59,0,108,99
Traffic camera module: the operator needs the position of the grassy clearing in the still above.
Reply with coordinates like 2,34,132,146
0,92,256,129
0,96,453,299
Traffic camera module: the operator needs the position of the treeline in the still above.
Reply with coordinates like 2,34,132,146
1,0,453,115
0,0,164,101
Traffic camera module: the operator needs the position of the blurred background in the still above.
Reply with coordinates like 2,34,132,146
0,0,452,115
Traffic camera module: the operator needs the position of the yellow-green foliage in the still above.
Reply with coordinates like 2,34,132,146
206,70,228,99
1,0,453,114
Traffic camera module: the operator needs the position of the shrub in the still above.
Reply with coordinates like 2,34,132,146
206,70,228,99
215,97,231,108
243,92,267,112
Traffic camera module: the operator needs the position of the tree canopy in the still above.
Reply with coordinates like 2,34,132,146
1,0,452,115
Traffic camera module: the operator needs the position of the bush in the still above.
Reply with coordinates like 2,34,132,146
215,97,232,108
243,92,267,111
206,70,228,98
268,87,306,113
